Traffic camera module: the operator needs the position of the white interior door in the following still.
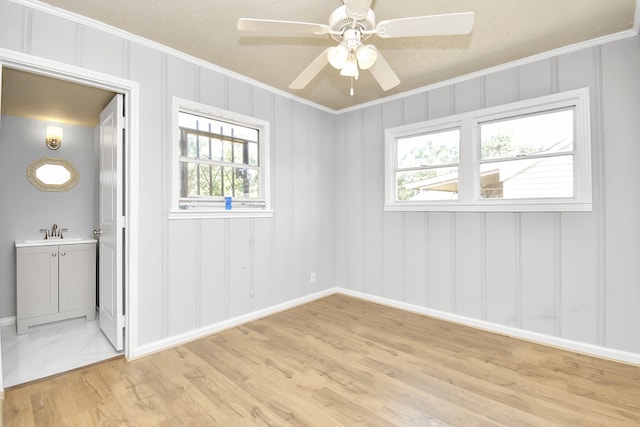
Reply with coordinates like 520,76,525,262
98,94,125,351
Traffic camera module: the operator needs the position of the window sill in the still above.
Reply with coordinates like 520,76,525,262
169,209,274,220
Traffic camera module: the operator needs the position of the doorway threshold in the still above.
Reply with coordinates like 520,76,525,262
0,314,121,387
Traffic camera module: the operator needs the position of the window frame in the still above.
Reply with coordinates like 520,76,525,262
170,97,272,219
384,88,592,212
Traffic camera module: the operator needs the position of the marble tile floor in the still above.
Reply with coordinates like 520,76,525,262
1,314,121,388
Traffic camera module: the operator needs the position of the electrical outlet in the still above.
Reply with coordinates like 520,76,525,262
310,272,317,284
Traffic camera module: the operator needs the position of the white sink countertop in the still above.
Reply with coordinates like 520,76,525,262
15,238,97,248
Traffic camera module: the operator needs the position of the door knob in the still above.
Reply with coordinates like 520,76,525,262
93,229,103,236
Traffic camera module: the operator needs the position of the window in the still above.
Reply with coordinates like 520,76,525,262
385,88,592,212
396,126,461,201
171,98,271,218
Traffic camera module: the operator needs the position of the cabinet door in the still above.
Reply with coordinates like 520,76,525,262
16,246,58,319
59,243,96,313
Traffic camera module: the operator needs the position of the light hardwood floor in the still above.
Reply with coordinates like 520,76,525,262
2,294,640,426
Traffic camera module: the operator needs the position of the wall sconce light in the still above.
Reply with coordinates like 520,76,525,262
46,126,63,150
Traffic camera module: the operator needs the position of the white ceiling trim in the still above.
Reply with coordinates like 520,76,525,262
336,27,639,115
11,0,640,116
10,0,337,114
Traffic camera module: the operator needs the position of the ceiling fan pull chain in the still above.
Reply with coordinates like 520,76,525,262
350,77,355,96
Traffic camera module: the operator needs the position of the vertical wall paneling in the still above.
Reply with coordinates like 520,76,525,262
252,88,277,309
199,67,226,109
228,219,252,318
427,86,454,119
292,103,311,297
29,10,77,65
334,113,348,290
380,100,405,301
383,212,405,301
306,107,322,291
167,221,199,336
484,69,518,107
427,213,454,311
484,213,518,327
362,106,386,297
518,59,555,99
227,78,253,116
128,42,165,344
361,106,384,296
454,213,484,319
199,220,227,326
403,93,427,123
252,217,275,310
519,214,557,336
345,110,365,293
559,212,598,344
454,78,484,114
403,213,426,305
559,46,606,345
273,97,295,301
0,1,24,51
78,25,127,78
322,112,337,290
601,37,640,353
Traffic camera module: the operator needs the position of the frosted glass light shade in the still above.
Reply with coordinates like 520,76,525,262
45,126,63,150
356,44,377,70
340,56,359,77
328,44,349,69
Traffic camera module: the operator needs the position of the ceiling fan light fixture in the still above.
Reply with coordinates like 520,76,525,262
340,55,359,78
328,44,349,69
356,44,377,70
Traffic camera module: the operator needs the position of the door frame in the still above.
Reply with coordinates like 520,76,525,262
0,48,139,358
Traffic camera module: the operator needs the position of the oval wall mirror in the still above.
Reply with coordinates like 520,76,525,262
27,157,79,192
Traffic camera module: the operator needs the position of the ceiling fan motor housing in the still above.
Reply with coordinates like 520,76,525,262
329,5,376,42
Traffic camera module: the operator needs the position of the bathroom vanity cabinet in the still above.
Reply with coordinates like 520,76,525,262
15,239,97,334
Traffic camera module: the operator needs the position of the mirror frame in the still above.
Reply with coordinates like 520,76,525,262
27,157,79,192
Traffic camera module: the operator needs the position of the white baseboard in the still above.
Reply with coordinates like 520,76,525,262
337,288,640,366
0,316,15,328
127,286,640,366
129,287,339,359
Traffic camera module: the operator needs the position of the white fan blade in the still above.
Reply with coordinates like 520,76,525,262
376,12,475,38
344,0,372,20
238,18,330,35
368,47,400,91
289,48,332,90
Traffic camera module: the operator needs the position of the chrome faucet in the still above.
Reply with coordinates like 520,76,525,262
39,224,67,239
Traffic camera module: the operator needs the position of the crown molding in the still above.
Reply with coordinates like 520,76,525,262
9,0,640,116
336,27,640,114
9,0,336,114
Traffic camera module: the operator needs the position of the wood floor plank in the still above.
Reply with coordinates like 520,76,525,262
3,294,640,426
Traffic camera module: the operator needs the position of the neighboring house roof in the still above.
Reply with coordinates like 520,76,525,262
406,138,572,199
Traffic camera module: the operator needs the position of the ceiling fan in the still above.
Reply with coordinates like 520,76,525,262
237,0,475,95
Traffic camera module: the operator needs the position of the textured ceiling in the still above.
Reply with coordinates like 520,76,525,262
2,0,640,127
9,0,640,113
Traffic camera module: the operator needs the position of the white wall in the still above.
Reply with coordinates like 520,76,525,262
0,115,97,317
0,0,336,348
335,37,640,355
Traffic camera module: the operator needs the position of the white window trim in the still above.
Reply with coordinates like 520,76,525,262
170,97,273,219
385,88,592,212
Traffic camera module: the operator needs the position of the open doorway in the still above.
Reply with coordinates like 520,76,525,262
0,61,136,387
